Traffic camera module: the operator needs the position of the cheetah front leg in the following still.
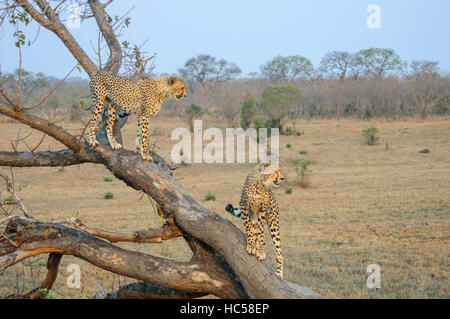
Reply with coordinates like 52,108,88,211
105,101,122,150
88,96,103,148
139,115,153,161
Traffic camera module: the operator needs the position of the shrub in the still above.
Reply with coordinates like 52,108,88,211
253,117,272,142
103,176,113,182
286,143,292,148
240,94,256,129
204,193,216,201
104,192,114,199
362,126,379,145
259,85,302,134
39,288,62,299
364,107,374,120
299,150,308,155
16,182,28,191
292,159,316,188
284,127,293,136
185,104,203,132
285,188,293,194
419,148,430,153
2,195,16,204
57,167,65,173
296,131,303,136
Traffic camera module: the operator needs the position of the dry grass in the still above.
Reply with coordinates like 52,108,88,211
0,115,449,298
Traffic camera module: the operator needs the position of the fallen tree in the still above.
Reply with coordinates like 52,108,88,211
0,0,324,299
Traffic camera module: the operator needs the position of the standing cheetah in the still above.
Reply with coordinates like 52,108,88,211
226,162,284,279
88,71,186,161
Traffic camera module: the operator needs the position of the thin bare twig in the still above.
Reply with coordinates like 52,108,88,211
0,169,32,218
22,64,78,111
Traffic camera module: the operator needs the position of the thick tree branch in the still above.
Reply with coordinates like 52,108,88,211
88,0,122,73
67,216,183,243
107,281,208,299
0,217,242,298
0,149,100,167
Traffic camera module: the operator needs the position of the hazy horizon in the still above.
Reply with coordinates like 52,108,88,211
1,0,450,79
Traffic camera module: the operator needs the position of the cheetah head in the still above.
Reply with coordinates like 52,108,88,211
167,76,187,100
260,162,284,187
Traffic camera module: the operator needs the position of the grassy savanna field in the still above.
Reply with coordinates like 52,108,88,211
0,115,449,298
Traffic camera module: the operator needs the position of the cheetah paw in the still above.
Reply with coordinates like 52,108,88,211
256,251,266,261
247,245,257,256
111,142,122,150
89,140,99,148
275,269,283,280
141,153,153,162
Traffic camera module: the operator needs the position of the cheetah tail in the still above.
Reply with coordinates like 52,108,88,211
225,204,242,218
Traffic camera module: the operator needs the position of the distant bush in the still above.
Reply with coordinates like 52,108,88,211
419,148,430,153
57,167,65,173
204,193,216,201
286,143,292,148
240,94,256,129
296,131,303,136
16,182,28,191
259,85,302,135
299,150,308,155
364,107,374,120
285,188,293,194
103,176,113,182
362,127,379,145
104,192,114,199
292,159,316,188
185,104,203,132
2,195,16,204
253,117,272,142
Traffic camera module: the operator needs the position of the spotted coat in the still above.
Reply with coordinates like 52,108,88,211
88,71,186,161
226,163,284,279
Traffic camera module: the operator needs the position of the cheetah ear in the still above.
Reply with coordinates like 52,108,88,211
167,76,177,86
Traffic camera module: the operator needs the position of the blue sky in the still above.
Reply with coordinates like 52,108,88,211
1,0,449,78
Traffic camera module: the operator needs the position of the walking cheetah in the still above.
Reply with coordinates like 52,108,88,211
88,71,186,161
226,162,284,279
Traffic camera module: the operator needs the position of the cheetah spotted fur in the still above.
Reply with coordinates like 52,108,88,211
88,71,186,161
226,162,284,279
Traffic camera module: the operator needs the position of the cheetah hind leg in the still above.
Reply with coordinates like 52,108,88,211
135,117,142,154
255,215,266,261
105,101,122,150
88,98,103,148
247,219,259,256
269,216,283,279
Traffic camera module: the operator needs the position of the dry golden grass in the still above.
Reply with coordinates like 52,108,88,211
0,116,449,298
